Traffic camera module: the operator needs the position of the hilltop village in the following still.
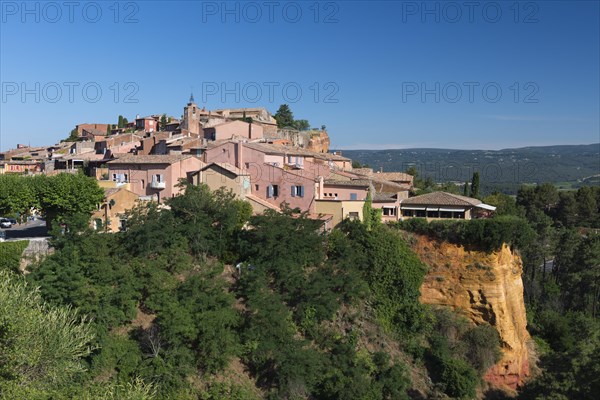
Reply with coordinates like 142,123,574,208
0,96,495,231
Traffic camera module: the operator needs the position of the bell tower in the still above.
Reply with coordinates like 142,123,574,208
181,93,201,136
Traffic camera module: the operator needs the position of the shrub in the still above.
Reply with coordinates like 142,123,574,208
0,240,29,273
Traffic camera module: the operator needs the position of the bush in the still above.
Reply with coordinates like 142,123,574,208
0,240,28,273
396,215,535,251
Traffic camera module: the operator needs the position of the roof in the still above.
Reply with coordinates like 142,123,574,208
62,152,110,161
352,168,373,176
401,192,482,207
324,179,371,188
245,194,280,211
373,172,413,182
373,192,397,202
108,154,195,165
202,162,248,176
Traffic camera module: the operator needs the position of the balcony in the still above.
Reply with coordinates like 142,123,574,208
150,180,166,190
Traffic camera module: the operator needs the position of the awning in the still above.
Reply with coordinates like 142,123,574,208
439,208,466,212
476,203,497,211
426,207,439,211
401,206,426,211
382,206,396,209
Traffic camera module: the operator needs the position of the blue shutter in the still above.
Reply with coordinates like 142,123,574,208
299,186,304,197
291,185,296,197
350,193,357,200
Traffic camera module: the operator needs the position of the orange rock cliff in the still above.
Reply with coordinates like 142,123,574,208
411,234,531,391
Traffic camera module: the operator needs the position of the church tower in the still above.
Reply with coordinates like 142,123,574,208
181,93,202,136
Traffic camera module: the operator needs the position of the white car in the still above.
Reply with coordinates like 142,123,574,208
0,218,12,229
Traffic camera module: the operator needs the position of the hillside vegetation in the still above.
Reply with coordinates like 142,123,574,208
0,183,508,399
2,181,599,399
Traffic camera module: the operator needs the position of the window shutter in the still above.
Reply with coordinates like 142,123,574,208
267,185,273,198
299,186,304,197
291,185,296,197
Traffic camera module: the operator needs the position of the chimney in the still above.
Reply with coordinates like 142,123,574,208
236,142,244,169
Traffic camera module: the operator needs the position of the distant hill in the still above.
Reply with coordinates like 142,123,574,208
341,143,600,194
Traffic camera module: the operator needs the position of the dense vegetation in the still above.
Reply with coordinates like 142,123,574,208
3,183,462,399
0,172,104,227
2,169,598,398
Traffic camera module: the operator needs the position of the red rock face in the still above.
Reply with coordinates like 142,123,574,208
411,235,531,391
307,131,331,153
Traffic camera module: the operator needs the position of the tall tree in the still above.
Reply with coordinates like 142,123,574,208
576,186,597,227
160,114,168,131
470,172,480,199
118,115,124,128
274,104,294,128
463,181,469,196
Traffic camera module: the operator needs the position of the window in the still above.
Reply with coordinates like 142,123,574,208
267,184,279,198
112,173,128,183
291,185,304,197
350,193,358,200
153,174,163,183
255,184,259,191
348,212,359,220
141,179,145,189
382,207,396,216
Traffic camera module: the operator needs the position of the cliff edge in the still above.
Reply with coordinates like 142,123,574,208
411,234,531,391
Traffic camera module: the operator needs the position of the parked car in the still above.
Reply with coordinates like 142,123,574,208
8,218,17,225
0,218,12,228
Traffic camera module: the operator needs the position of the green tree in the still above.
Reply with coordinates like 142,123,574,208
0,270,95,397
294,119,310,131
0,174,37,219
36,173,105,229
160,114,168,131
362,189,373,230
65,128,79,142
576,186,597,227
470,172,480,199
463,180,469,196
555,191,578,228
118,115,125,128
274,104,294,128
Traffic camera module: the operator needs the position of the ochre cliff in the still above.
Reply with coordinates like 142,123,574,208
411,235,531,391
306,130,331,153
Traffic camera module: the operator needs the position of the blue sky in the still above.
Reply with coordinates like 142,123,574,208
1,0,598,151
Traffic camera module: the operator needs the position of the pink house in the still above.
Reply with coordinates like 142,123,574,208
135,116,158,132
203,120,264,141
107,154,204,201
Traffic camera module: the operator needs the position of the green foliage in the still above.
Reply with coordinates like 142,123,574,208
340,221,428,337
520,312,600,399
65,127,80,142
0,174,37,218
29,228,140,330
37,172,105,226
0,270,95,395
470,172,480,199
273,104,311,131
396,215,536,252
274,104,294,128
293,119,310,131
0,240,28,273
